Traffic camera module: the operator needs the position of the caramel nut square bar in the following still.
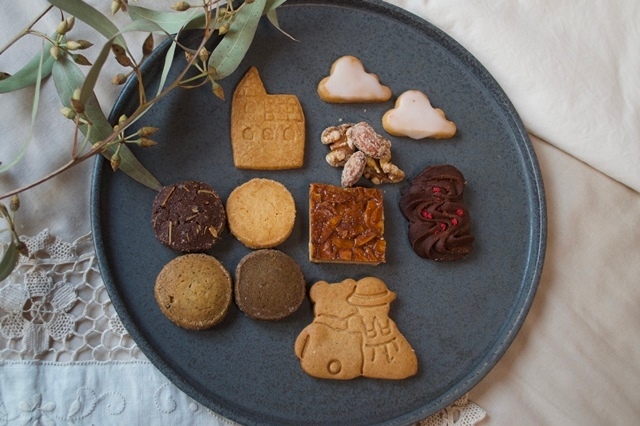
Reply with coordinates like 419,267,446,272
308,183,386,265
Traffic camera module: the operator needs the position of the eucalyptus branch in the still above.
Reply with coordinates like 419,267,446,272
0,5,54,55
0,12,220,201
0,158,80,201
71,113,82,157
1,0,282,200
96,33,213,149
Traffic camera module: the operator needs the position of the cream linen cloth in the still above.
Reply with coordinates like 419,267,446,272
1,0,640,425
391,0,640,193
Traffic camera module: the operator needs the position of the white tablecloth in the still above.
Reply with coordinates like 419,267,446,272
1,1,640,424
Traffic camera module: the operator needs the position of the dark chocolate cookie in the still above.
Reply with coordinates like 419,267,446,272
399,165,474,261
234,249,306,321
151,180,226,252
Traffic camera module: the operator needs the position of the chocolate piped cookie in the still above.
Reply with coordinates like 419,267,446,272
399,165,474,261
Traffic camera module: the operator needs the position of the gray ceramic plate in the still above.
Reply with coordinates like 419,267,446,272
91,0,546,424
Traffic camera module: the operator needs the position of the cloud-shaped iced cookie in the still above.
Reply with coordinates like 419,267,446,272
318,56,392,103
382,90,456,139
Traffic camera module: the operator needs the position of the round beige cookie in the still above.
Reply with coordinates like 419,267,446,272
154,254,232,330
226,178,296,249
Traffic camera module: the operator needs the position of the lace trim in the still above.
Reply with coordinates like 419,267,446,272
418,394,486,426
0,230,485,425
0,229,141,361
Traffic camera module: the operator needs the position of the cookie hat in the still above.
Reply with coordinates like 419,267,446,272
347,277,396,307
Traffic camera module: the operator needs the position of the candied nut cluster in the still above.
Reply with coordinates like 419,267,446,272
321,122,405,187
321,123,353,167
309,183,386,265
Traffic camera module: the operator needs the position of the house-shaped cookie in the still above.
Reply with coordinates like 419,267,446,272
230,67,305,170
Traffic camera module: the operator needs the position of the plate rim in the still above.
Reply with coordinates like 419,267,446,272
91,0,547,424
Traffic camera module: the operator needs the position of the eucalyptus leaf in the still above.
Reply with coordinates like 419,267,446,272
127,4,197,96
78,39,113,107
128,5,205,35
263,0,295,40
0,44,45,173
152,1,204,98
265,7,296,41
117,17,172,35
53,55,117,139
0,241,19,283
208,0,267,81
52,56,162,191
265,0,288,13
47,0,126,48
266,9,279,27
0,41,54,94
157,39,178,97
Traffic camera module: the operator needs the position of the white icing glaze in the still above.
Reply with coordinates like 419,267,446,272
321,56,391,102
383,90,456,139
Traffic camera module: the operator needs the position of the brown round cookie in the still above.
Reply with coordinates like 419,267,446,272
154,253,232,330
234,249,306,321
225,178,296,249
151,180,226,252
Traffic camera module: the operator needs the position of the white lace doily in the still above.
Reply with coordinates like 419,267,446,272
0,230,140,361
0,230,485,425
417,394,486,426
